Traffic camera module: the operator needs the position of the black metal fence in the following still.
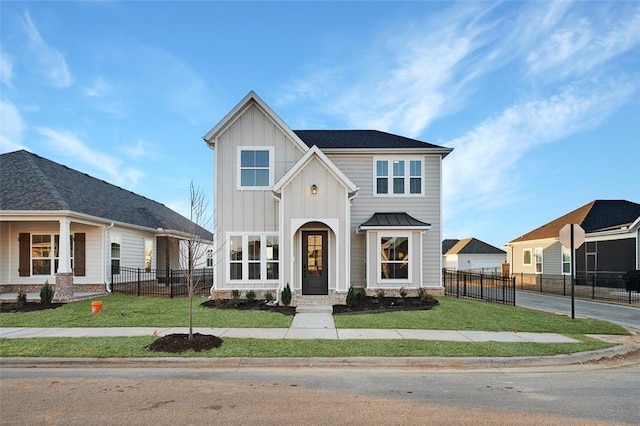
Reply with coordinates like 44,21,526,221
443,269,515,305
514,272,639,304
111,267,213,298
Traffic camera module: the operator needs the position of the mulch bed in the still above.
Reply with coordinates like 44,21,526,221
333,296,439,315
146,333,223,353
200,299,297,316
0,302,64,313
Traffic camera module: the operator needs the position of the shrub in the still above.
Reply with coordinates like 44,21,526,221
231,289,241,304
245,290,256,303
376,288,385,299
16,290,27,308
40,280,54,306
264,291,274,302
281,283,292,306
346,286,357,308
399,287,407,299
417,287,426,300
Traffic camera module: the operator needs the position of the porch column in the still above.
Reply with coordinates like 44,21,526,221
54,218,74,302
57,218,72,273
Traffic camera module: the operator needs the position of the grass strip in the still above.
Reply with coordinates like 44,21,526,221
0,335,612,358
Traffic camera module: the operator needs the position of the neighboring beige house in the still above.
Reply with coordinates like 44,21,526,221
505,200,640,277
0,150,213,299
203,91,453,304
442,238,506,273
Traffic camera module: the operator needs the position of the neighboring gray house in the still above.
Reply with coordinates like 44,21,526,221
506,200,640,277
442,238,506,273
0,150,213,298
203,91,453,304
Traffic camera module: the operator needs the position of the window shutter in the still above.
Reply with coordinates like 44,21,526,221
19,233,30,277
74,233,86,276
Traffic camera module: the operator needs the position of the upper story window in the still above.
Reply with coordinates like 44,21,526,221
238,147,273,189
374,158,423,196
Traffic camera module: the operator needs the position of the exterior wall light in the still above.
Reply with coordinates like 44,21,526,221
311,184,318,195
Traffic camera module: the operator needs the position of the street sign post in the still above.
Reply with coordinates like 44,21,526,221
559,223,585,319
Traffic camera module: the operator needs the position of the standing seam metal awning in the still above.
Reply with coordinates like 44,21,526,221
358,212,431,231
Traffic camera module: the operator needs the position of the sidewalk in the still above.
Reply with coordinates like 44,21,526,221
0,307,579,343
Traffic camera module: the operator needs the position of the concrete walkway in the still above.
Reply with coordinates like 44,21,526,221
0,305,579,343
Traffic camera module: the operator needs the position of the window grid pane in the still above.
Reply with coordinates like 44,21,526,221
240,149,270,187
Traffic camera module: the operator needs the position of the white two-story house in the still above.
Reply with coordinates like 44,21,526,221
204,91,452,304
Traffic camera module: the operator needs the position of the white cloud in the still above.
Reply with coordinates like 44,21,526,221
0,101,28,153
120,138,152,159
21,12,73,88
83,76,111,98
525,4,640,79
34,127,145,187
0,50,13,88
442,79,638,215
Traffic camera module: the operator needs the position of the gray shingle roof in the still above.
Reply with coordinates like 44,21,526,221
442,239,459,254
509,200,640,243
0,150,213,240
359,212,431,229
444,238,506,255
294,130,450,150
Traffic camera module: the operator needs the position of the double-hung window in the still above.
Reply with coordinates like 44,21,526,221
374,158,423,196
227,233,279,282
534,247,543,274
561,246,571,274
523,248,532,266
111,235,121,275
238,147,273,189
379,233,411,281
31,234,74,275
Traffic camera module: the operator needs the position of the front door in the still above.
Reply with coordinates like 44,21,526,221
302,231,328,295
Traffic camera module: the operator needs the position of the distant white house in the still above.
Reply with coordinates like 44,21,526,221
505,199,640,276
442,238,506,273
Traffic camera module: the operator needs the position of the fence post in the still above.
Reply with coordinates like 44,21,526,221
169,269,173,299
512,276,516,306
480,274,483,300
520,272,523,290
592,274,595,300
563,274,566,296
137,268,140,297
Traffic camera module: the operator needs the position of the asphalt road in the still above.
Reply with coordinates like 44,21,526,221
2,362,639,425
515,290,640,330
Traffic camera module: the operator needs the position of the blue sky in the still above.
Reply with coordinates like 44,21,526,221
1,1,639,249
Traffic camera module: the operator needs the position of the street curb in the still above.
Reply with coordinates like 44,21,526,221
2,344,637,370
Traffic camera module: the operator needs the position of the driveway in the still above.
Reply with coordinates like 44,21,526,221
516,290,640,330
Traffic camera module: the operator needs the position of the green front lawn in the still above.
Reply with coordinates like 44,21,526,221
334,297,628,335
0,294,626,358
0,294,292,328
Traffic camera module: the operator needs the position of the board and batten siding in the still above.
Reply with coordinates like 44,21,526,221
279,156,351,293
213,102,305,289
327,153,444,288
216,103,304,234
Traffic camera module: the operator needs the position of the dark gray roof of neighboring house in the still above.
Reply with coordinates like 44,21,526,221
359,212,431,229
442,239,460,254
509,200,640,243
445,238,506,255
294,130,451,151
0,150,213,240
